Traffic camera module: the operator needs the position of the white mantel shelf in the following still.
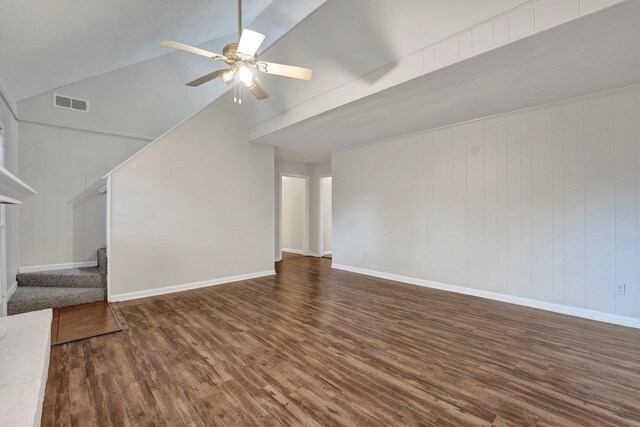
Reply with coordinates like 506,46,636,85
0,166,36,204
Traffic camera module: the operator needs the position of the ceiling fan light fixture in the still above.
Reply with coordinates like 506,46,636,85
238,66,254,85
160,0,312,101
222,70,235,84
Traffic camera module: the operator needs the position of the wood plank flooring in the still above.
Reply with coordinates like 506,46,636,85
43,253,640,426
51,301,122,345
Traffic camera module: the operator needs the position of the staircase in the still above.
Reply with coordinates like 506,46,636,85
8,249,107,315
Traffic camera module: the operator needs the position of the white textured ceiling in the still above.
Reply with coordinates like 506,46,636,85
254,1,640,162
0,0,275,101
241,0,529,129
16,0,326,140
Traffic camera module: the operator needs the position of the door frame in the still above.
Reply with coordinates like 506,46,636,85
0,126,7,316
318,174,332,258
279,173,310,260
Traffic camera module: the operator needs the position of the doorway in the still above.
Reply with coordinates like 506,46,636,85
319,175,332,259
280,174,309,259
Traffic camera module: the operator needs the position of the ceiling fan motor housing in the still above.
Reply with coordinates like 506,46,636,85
222,43,238,61
222,43,257,66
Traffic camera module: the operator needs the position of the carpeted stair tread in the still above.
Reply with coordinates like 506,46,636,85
17,267,105,289
11,248,108,314
7,287,106,315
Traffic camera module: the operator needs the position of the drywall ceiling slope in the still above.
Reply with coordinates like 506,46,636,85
252,1,640,159
0,0,276,101
16,0,326,139
240,0,530,129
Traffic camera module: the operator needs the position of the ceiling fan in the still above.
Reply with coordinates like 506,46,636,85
160,0,313,103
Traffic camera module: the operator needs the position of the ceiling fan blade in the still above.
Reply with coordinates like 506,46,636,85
250,75,269,100
186,69,228,87
255,62,313,80
237,29,266,57
161,40,227,61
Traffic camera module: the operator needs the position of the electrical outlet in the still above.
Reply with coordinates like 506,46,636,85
616,284,626,296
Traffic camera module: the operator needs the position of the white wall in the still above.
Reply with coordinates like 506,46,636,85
321,176,332,253
281,176,306,252
18,122,149,268
108,95,274,299
0,90,20,312
333,86,640,322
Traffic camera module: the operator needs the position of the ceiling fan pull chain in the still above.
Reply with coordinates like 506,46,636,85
233,73,237,103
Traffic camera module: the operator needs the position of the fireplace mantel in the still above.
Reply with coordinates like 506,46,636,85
0,166,36,204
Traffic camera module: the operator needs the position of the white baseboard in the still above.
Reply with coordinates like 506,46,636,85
323,251,332,256
109,270,276,302
282,248,304,255
332,264,640,329
7,281,17,300
19,261,98,274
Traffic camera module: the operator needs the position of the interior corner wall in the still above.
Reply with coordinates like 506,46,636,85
18,122,149,268
0,92,19,306
333,86,640,322
108,96,275,299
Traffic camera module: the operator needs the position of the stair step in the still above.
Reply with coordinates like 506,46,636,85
7,287,106,315
17,267,105,289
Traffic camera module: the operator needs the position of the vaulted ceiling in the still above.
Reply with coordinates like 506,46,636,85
0,0,321,102
4,0,637,166
255,0,640,162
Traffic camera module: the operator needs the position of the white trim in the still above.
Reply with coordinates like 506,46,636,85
109,270,276,302
285,250,323,258
317,174,332,257
282,248,304,255
106,176,112,301
0,165,37,205
18,119,152,142
332,264,640,329
18,261,97,274
7,281,17,300
323,251,333,256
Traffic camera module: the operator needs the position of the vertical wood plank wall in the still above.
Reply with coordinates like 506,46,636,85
333,87,640,319
18,122,149,268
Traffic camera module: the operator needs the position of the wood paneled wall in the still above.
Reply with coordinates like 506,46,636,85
18,122,149,268
333,87,639,319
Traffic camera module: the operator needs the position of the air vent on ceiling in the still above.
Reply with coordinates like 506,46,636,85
53,94,89,112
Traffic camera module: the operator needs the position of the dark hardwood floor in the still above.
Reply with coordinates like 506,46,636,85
43,253,640,426
51,301,121,345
